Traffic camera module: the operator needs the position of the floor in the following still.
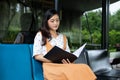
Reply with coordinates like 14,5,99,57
110,51,120,70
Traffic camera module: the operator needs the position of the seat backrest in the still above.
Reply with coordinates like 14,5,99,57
0,44,32,80
74,49,88,64
29,44,44,80
87,49,112,74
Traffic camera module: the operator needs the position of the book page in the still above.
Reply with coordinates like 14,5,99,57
72,43,87,57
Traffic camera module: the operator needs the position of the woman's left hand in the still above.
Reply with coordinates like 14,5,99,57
61,59,72,64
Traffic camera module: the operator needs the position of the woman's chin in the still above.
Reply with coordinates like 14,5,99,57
53,28,58,31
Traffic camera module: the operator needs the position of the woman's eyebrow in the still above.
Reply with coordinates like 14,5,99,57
50,18,59,21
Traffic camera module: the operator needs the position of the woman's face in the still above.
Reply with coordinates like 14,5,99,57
48,14,60,31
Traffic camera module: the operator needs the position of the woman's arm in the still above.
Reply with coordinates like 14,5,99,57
34,54,52,63
33,32,51,63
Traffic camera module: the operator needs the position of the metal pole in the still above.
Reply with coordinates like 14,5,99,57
101,0,110,49
55,0,59,11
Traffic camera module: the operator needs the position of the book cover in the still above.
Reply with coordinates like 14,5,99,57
44,43,87,63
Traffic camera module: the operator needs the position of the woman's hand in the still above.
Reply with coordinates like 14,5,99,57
61,59,72,64
44,59,52,63
34,54,52,63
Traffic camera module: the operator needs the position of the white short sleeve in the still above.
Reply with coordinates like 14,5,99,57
33,32,43,56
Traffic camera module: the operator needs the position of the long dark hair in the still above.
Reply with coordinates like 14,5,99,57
40,9,59,45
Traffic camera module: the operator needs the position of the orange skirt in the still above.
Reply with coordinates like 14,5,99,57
43,63,97,80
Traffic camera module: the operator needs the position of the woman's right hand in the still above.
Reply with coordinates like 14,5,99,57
34,54,52,63
44,58,52,63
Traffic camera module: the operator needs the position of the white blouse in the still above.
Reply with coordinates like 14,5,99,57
33,32,70,56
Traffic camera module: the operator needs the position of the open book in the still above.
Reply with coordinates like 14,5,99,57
44,43,87,63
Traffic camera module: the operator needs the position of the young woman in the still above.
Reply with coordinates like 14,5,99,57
33,9,96,80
